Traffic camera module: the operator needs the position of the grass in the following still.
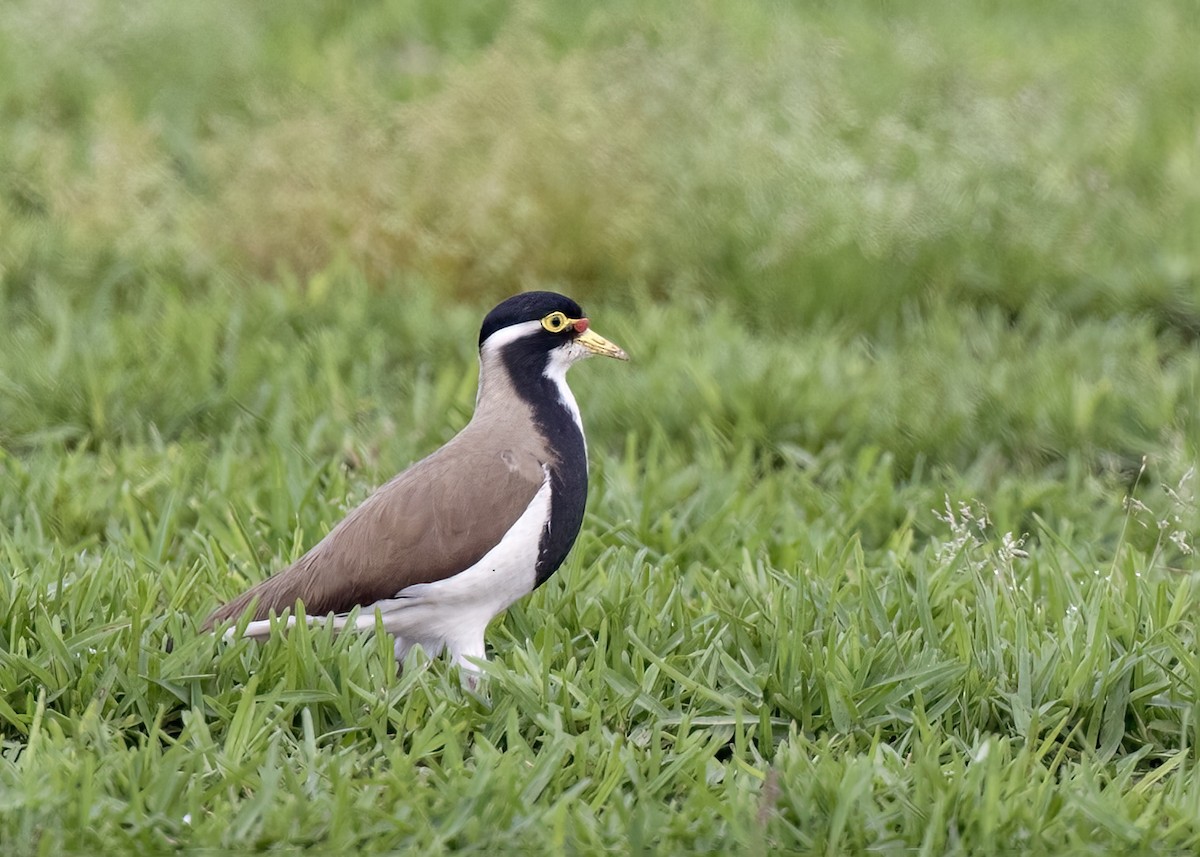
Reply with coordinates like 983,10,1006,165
2,0,1200,853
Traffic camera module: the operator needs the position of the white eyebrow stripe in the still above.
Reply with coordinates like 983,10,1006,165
479,320,543,353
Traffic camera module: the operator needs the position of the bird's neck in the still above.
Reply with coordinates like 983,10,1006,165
472,351,533,423
473,349,583,441
473,344,590,588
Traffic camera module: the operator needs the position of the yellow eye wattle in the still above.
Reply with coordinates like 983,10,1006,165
541,311,570,333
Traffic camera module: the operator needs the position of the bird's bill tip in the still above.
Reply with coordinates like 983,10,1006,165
576,326,629,360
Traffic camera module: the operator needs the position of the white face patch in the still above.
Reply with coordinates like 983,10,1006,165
543,341,587,439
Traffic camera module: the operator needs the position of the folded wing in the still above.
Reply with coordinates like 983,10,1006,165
202,444,546,630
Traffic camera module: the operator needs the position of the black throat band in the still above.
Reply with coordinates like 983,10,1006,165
499,340,589,587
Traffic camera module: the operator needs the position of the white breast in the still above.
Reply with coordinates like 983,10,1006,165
365,467,551,666
231,469,553,674
387,470,550,613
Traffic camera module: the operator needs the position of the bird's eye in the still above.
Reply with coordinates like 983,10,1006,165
541,311,569,333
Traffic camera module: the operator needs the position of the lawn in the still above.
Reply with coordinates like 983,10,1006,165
2,0,1199,852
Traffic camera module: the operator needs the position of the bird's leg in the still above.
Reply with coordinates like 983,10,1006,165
449,634,487,690
393,636,412,673
460,670,481,692
393,636,450,675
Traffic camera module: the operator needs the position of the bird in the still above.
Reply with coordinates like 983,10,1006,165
202,291,628,681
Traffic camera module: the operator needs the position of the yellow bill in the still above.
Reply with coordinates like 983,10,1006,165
575,323,629,360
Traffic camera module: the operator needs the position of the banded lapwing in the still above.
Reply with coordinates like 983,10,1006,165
203,291,628,679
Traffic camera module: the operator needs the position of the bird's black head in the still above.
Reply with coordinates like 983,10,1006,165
477,291,584,350
476,290,629,389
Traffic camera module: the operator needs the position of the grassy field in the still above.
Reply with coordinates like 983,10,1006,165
2,0,1200,852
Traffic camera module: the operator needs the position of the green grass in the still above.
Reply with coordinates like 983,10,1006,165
3,0,1200,853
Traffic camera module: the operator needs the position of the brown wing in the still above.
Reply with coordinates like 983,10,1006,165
202,443,546,629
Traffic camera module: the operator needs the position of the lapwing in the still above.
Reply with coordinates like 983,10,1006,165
202,291,628,680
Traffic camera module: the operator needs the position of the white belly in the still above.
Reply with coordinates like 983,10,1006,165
367,471,551,659
234,469,552,674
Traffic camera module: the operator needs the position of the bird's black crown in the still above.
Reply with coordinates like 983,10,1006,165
478,291,584,349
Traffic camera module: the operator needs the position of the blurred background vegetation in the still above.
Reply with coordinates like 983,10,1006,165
4,0,1197,314
1,0,1198,493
